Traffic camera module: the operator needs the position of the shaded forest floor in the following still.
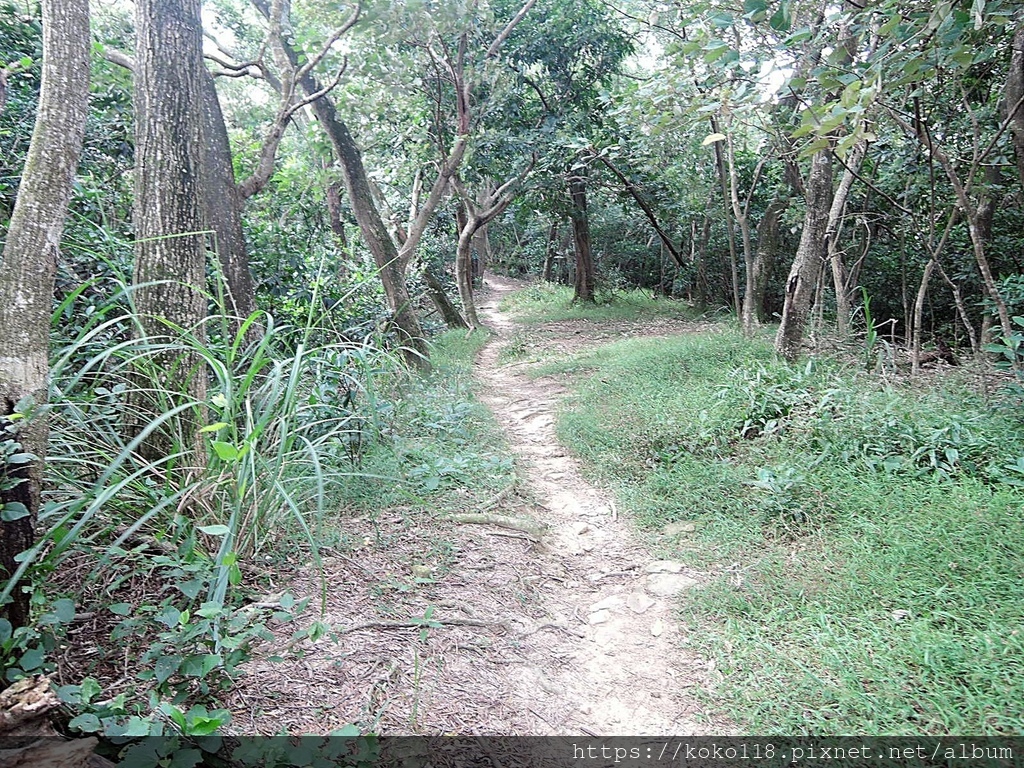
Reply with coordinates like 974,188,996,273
226,276,730,735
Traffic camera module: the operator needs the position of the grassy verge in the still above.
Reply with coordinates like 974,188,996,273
333,328,513,515
541,328,1024,734
500,282,702,325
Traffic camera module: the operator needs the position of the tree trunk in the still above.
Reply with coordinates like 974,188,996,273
254,0,431,370
912,258,937,376
131,0,208,459
472,226,490,286
542,221,558,282
827,141,866,339
325,180,349,248
695,212,712,309
711,126,741,316
0,0,89,628
423,265,468,329
775,148,833,361
750,198,787,325
198,69,257,326
456,222,482,329
569,173,595,303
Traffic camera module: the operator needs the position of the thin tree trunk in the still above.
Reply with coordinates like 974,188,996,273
827,141,866,338
696,212,712,309
325,180,349,247
423,265,468,329
912,258,937,376
752,198,787,325
255,0,431,369
937,262,979,354
775,149,833,360
711,122,741,316
542,221,558,282
0,0,89,627
569,173,595,303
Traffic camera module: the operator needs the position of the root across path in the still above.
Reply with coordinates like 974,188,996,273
229,277,726,735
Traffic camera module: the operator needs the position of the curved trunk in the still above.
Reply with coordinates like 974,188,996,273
255,0,430,369
456,224,482,329
827,142,866,339
0,0,90,627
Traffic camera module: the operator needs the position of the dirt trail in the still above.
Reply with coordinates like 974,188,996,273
229,277,724,736
469,275,718,735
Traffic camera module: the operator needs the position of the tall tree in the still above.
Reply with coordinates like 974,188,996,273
131,0,208,454
0,0,89,628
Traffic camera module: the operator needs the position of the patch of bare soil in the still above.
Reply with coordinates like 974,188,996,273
227,277,727,736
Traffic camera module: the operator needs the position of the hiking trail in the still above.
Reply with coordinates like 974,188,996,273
230,277,726,735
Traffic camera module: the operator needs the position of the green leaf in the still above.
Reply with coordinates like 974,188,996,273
68,713,102,733
122,716,155,737
198,524,231,536
769,1,790,31
80,677,102,704
154,654,182,684
179,654,221,679
19,646,45,671
195,602,223,619
156,607,181,628
332,724,361,737
18,56,32,68
210,441,239,461
109,602,132,616
0,618,12,643
176,579,204,600
199,422,230,433
53,598,75,623
702,132,727,146
1,502,30,522
743,0,768,20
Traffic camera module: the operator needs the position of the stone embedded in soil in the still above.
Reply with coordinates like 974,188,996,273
644,560,685,574
651,619,666,637
589,609,612,625
626,592,657,614
589,594,624,613
646,573,698,597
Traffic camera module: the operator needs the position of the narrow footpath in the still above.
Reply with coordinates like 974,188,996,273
469,276,719,734
230,277,725,736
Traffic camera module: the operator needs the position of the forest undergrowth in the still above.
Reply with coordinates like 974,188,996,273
0,267,511,754
506,287,1024,735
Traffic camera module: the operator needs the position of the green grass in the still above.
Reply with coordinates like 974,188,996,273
334,328,515,513
500,282,701,325
544,329,1024,734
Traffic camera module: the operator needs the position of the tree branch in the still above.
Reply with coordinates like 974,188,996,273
485,0,539,58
